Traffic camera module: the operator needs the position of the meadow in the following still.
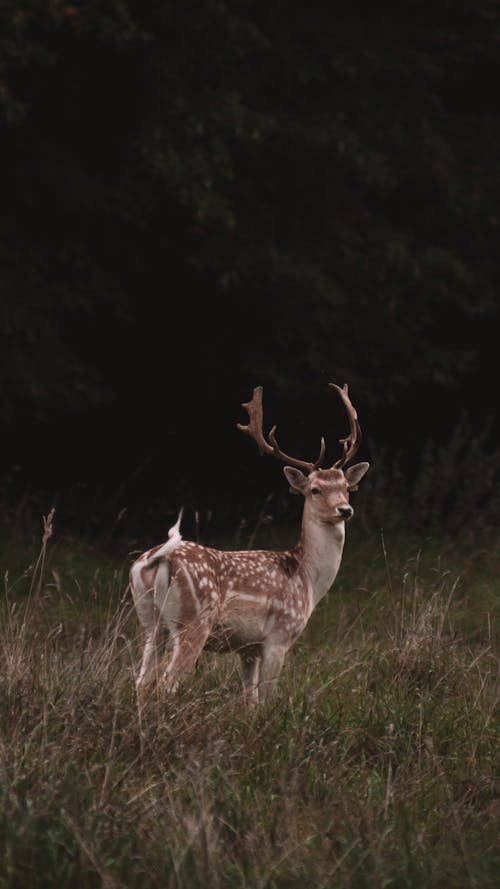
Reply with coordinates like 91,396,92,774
0,468,499,888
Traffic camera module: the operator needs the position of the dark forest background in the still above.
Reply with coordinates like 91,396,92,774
1,0,499,545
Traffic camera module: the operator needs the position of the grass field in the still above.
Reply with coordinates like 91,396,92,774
0,513,499,888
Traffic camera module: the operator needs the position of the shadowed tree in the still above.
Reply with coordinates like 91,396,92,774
0,0,499,513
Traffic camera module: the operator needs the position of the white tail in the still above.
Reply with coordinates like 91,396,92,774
130,384,369,703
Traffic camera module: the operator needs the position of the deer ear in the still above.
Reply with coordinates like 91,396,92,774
283,466,308,495
344,462,370,490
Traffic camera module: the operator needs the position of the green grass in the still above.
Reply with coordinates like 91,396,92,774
0,525,498,888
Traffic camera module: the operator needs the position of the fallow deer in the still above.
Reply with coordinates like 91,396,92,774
130,384,369,702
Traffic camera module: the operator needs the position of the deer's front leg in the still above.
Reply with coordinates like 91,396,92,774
258,643,288,703
238,645,262,704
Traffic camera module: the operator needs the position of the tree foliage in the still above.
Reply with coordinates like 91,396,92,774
1,1,499,501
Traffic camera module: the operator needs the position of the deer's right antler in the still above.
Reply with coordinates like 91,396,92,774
237,386,325,473
329,383,362,469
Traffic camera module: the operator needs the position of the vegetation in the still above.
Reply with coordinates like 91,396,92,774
1,3,499,883
0,500,498,887
1,0,500,512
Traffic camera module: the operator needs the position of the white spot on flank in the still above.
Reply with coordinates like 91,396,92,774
227,590,269,604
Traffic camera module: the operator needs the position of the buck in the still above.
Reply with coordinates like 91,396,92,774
130,383,369,702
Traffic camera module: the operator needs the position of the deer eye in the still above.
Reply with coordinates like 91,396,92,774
311,487,321,495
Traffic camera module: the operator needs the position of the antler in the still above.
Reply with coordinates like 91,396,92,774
237,386,326,472
329,383,362,469
238,383,362,473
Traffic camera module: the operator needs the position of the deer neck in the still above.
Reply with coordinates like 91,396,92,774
295,509,346,608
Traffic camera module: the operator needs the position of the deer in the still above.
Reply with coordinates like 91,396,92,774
130,383,369,703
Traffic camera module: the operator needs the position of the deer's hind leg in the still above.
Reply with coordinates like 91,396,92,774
157,568,215,693
130,562,164,688
136,623,164,688
161,616,213,692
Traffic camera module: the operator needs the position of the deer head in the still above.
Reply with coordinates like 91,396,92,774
237,383,369,524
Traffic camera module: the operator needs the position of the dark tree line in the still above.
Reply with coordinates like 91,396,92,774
1,1,499,528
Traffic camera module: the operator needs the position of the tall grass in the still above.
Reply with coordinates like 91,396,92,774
0,518,498,888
